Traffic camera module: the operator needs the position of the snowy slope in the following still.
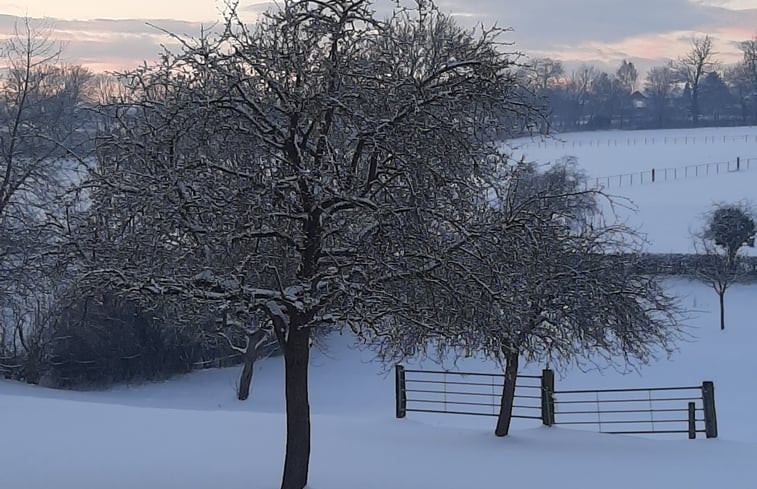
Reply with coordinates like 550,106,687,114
509,127,757,253
1,279,756,489
2,127,757,488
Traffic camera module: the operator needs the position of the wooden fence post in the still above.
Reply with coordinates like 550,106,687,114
702,381,718,438
688,402,696,439
541,368,555,426
395,365,407,419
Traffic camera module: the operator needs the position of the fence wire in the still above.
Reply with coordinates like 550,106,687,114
586,157,755,190
517,133,757,151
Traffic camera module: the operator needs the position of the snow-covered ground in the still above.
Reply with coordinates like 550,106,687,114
1,278,754,488
510,126,757,253
2,128,757,488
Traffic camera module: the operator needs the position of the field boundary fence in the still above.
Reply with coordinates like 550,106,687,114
395,365,718,440
587,157,755,190
0,355,23,377
518,133,757,151
394,366,545,421
552,383,717,438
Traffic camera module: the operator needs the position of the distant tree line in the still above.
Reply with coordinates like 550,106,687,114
525,36,757,131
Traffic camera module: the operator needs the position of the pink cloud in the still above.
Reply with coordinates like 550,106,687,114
541,26,751,73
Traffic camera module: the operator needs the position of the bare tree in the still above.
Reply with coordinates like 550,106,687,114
372,161,682,437
564,65,598,129
673,36,717,126
724,64,754,124
615,60,637,127
74,1,536,488
739,38,757,92
589,70,622,128
529,57,564,91
733,39,757,122
91,73,128,105
487,163,680,436
215,312,278,401
0,17,92,379
645,65,675,128
616,60,638,93
694,204,755,331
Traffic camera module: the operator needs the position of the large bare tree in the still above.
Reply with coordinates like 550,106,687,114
673,35,717,126
74,1,536,488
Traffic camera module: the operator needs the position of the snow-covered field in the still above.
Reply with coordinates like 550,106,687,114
2,127,757,488
510,126,757,254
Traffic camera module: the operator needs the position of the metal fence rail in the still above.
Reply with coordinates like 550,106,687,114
587,157,756,190
518,133,757,150
395,366,545,420
395,365,718,440
552,383,717,439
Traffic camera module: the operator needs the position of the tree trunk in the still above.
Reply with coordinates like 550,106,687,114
237,350,256,401
494,347,520,437
237,329,268,401
280,325,311,489
692,90,700,127
719,290,725,330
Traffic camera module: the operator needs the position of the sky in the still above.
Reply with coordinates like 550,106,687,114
0,0,755,74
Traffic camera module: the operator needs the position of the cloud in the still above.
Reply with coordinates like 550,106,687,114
524,6,757,75
428,0,757,74
694,0,757,9
435,0,715,44
0,14,216,71
0,0,754,73
0,0,222,22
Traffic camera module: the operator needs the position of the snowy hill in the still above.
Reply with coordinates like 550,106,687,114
510,126,757,254
1,279,755,489
2,127,757,488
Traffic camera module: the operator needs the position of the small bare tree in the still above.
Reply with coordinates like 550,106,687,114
372,161,682,437
529,57,564,91
694,203,755,331
215,312,278,401
487,163,681,436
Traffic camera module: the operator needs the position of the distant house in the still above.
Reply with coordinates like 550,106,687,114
631,91,647,109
